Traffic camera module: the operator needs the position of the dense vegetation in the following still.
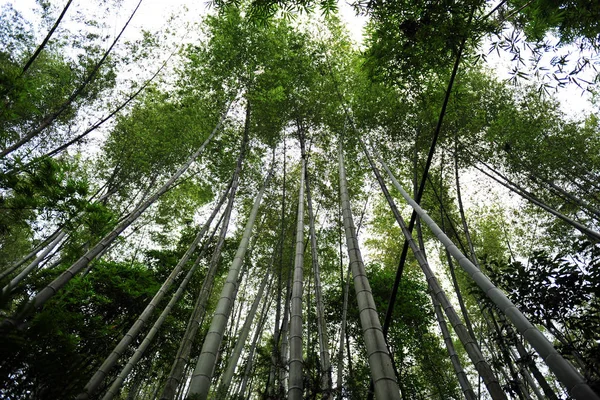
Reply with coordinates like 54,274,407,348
0,0,599,399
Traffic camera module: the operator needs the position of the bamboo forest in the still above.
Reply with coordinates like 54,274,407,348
1,0,600,398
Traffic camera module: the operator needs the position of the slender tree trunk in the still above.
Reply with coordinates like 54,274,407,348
440,158,479,343
217,270,270,397
20,0,73,74
337,218,350,399
279,266,291,397
0,104,230,333
446,251,479,340
1,230,66,298
498,312,559,400
338,142,401,400
299,131,332,398
378,153,599,400
186,165,273,400
101,210,225,400
362,140,504,399
414,190,477,400
0,0,145,159
160,113,249,400
77,176,232,400
267,138,286,399
531,175,600,221
488,308,531,400
287,159,306,400
0,227,62,282
345,9,475,339
14,56,171,173
239,292,271,400
454,145,479,262
474,162,600,242
356,135,497,398
216,251,251,389
432,292,477,400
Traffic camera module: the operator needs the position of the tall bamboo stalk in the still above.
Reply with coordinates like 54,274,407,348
0,0,145,159
77,175,233,399
287,159,306,400
267,138,286,398
1,230,66,298
238,291,272,399
359,138,505,399
279,253,293,397
100,210,225,400
338,142,401,400
186,165,273,400
432,293,477,400
217,270,270,397
160,111,249,400
498,312,559,400
21,0,73,74
0,227,62,282
474,162,600,242
299,131,332,397
378,153,600,400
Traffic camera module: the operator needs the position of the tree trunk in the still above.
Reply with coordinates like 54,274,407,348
488,308,532,400
0,226,62,282
217,270,270,397
337,247,351,398
299,131,333,398
18,56,171,172
378,153,599,400
498,312,559,400
186,165,273,400
279,250,293,398
1,230,66,298
267,137,286,398
100,209,225,400
238,291,271,400
77,173,232,400
441,157,479,343
432,292,477,400
287,159,306,400
362,140,504,399
160,110,249,400
474,162,600,242
21,0,73,74
338,141,401,400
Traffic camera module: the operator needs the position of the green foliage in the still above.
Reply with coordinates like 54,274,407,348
485,236,600,389
0,157,89,236
0,260,161,400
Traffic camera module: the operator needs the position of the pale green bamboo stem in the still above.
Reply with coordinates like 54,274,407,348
378,154,600,400
338,142,401,400
187,166,273,399
288,160,306,400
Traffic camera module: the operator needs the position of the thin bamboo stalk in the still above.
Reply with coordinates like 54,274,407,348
187,166,273,399
379,153,600,400
338,142,400,400
288,159,306,400
100,211,225,400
